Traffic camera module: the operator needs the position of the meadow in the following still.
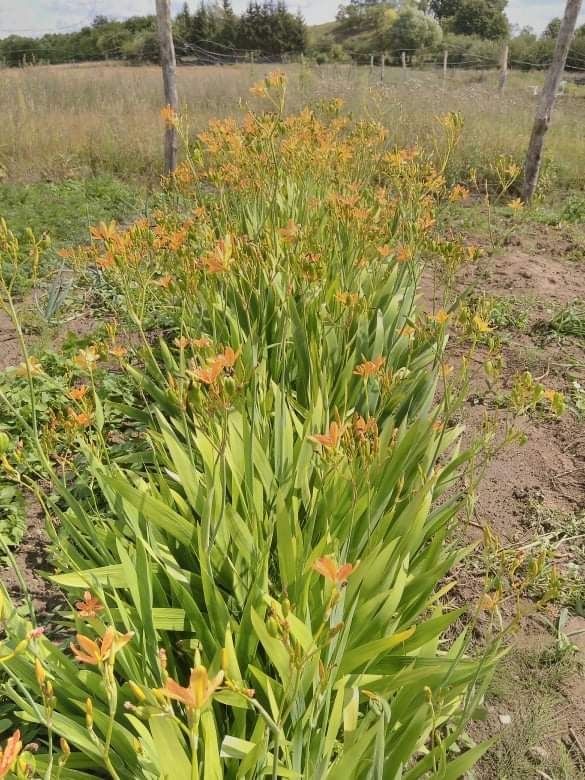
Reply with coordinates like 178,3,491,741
2,62,585,187
0,62,584,778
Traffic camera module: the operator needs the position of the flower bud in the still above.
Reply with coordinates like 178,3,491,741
60,738,70,758
223,377,236,397
85,697,94,729
34,658,46,688
266,617,279,638
128,681,146,702
281,598,290,618
0,431,10,455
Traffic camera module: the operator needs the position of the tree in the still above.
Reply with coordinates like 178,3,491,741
450,0,509,39
389,7,443,54
429,0,461,19
542,17,561,39
430,0,509,40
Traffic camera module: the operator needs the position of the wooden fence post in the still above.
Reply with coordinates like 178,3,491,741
155,0,179,175
401,51,407,73
523,0,583,202
380,52,385,82
498,43,509,94
370,53,374,77
443,49,448,83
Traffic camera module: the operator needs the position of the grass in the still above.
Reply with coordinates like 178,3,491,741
481,644,583,778
0,175,143,245
1,62,585,189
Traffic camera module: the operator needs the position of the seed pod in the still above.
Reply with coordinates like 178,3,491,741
60,738,70,758
266,617,279,637
281,598,290,617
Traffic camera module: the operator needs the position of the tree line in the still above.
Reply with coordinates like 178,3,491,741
0,1,306,67
1,0,584,71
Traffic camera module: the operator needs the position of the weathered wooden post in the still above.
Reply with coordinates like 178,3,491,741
155,0,179,175
523,0,583,202
370,53,374,77
443,49,448,83
380,52,385,82
498,42,509,94
401,50,407,74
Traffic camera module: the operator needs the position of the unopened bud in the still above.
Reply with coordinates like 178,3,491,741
220,648,228,672
281,598,290,618
128,681,146,702
85,697,94,729
34,658,46,687
59,738,70,758
266,617,279,637
0,431,10,455
223,377,236,397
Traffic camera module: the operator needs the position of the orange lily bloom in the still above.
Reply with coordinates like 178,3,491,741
0,730,22,779
68,384,89,401
313,556,356,584
71,627,133,665
90,221,117,242
353,356,384,378
75,591,104,618
308,421,342,449
163,665,224,712
192,360,224,386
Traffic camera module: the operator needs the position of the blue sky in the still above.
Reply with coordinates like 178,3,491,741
0,1,583,37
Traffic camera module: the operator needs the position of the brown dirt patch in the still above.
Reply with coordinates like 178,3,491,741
426,223,585,774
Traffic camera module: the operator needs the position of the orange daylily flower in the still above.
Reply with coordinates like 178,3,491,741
74,346,99,371
160,104,178,127
0,730,22,779
216,346,239,369
472,314,492,333
75,591,104,618
396,245,413,263
174,336,190,350
70,626,133,665
192,360,224,386
201,235,234,274
353,356,385,378
377,244,391,258
279,220,300,243
192,336,212,349
313,555,356,584
155,274,173,288
109,344,128,359
163,665,224,712
96,252,115,270
433,309,450,325
90,221,117,242
249,82,267,98
68,409,93,428
69,384,89,401
308,421,342,449
15,357,43,378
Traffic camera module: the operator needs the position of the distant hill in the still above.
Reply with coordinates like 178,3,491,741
307,11,398,60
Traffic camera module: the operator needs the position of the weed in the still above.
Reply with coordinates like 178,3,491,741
550,302,585,340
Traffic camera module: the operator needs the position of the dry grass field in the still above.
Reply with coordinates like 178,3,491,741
1,61,585,187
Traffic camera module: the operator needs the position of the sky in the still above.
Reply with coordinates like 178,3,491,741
0,0,584,38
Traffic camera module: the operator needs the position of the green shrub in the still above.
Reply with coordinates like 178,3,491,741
0,87,499,777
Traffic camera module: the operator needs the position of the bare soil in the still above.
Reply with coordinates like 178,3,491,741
424,218,585,777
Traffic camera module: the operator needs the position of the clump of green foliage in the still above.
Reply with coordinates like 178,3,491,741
0,87,502,777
